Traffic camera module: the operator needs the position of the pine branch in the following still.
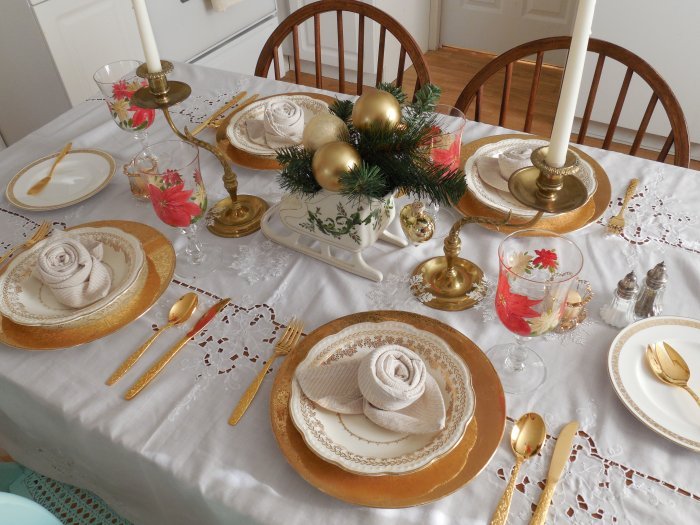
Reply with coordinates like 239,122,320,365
377,82,407,105
410,84,442,114
276,147,320,195
339,163,389,201
330,99,354,123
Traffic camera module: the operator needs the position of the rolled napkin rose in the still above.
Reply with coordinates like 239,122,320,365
296,344,446,434
497,146,533,180
36,236,112,309
246,99,305,149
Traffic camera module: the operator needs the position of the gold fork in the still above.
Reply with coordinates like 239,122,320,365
606,178,638,235
228,318,304,425
0,221,51,266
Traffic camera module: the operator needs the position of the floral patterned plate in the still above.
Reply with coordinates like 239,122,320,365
6,150,116,211
0,227,145,326
289,321,475,475
226,95,329,157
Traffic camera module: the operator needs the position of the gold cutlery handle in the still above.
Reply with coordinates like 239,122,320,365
618,179,638,211
125,335,191,399
190,92,246,136
529,480,556,525
228,350,281,425
490,456,524,525
0,245,20,266
683,385,700,407
106,323,171,385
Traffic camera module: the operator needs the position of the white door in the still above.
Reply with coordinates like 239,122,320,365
440,0,576,65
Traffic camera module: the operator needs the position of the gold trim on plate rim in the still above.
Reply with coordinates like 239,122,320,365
0,220,175,351
455,134,612,234
270,310,506,508
607,315,700,451
6,149,117,211
216,92,338,171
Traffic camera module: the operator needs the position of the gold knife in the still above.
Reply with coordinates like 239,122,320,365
124,298,230,400
190,92,247,136
529,421,580,525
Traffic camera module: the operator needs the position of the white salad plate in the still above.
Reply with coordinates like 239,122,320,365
608,316,700,452
0,227,145,327
290,321,475,475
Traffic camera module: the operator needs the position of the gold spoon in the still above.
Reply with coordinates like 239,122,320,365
647,342,700,407
106,293,198,385
490,413,547,525
27,142,72,195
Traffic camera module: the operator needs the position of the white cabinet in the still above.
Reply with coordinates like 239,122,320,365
33,0,145,107
286,0,430,85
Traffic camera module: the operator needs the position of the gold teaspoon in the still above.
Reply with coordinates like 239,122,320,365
27,142,73,195
106,293,198,385
647,342,700,407
490,413,547,525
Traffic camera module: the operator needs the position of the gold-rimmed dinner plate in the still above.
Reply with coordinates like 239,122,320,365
608,316,700,452
270,310,506,508
455,134,612,234
216,92,337,171
0,220,174,350
6,149,116,211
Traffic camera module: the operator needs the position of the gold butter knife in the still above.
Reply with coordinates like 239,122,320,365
209,93,259,129
27,142,72,195
190,92,247,136
124,297,230,400
529,421,580,525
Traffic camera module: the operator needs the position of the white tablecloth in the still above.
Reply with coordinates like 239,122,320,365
1,63,699,525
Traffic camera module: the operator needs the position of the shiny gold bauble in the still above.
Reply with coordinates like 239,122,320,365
351,90,401,130
302,113,348,152
311,141,361,192
400,201,435,244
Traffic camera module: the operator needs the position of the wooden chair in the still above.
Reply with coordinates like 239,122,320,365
255,0,431,98
454,36,690,167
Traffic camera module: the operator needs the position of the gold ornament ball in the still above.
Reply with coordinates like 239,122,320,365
302,113,348,151
351,90,401,130
311,141,361,192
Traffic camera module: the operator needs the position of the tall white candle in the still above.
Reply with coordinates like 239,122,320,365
131,0,162,73
546,0,596,167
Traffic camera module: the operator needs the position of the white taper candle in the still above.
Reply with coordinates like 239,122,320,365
131,0,162,73
546,0,597,167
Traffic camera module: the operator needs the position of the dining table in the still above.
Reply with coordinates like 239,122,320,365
0,61,699,525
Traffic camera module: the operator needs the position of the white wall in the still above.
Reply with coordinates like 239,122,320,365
581,0,700,155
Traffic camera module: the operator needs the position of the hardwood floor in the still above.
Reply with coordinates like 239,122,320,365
282,45,697,170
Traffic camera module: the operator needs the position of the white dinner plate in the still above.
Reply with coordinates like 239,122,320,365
465,138,598,218
607,316,700,452
6,149,116,211
226,95,329,157
290,321,475,475
0,227,145,326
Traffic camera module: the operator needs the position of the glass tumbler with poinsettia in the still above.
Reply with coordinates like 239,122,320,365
93,60,155,151
136,140,212,280
487,229,583,394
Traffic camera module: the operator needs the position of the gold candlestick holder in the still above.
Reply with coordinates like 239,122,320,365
132,61,268,237
508,146,588,213
412,211,544,311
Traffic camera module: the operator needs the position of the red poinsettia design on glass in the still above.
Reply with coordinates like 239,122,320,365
532,248,558,272
162,169,184,186
147,183,204,228
112,80,133,100
428,125,461,171
129,105,155,129
495,272,542,336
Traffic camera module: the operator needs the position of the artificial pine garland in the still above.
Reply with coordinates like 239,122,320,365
276,83,467,206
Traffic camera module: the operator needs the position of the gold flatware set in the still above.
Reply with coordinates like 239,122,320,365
606,178,638,235
26,142,73,196
189,92,259,136
0,221,51,267
491,413,579,525
646,341,700,406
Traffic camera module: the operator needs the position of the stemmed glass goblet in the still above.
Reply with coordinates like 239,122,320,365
488,229,583,394
136,140,210,280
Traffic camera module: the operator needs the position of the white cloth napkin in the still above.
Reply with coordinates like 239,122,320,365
296,345,446,434
497,146,533,179
36,235,112,309
246,100,305,149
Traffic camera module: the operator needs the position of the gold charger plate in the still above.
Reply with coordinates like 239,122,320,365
270,310,506,508
0,220,174,350
216,92,338,171
455,134,612,234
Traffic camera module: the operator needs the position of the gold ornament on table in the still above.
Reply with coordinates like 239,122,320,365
351,89,402,130
311,141,361,192
302,112,348,151
400,201,435,244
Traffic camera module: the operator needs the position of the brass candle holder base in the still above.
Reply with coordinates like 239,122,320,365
132,61,265,237
508,146,588,214
413,212,544,311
